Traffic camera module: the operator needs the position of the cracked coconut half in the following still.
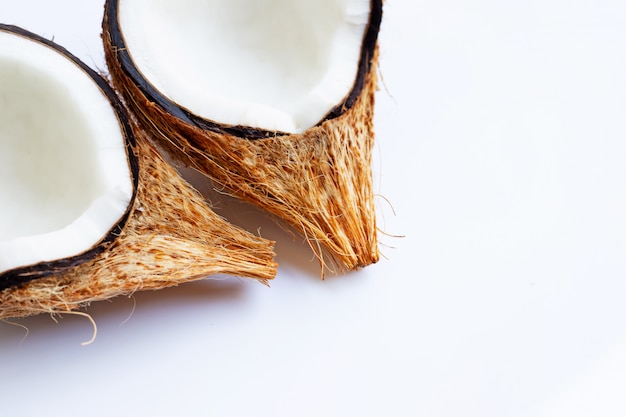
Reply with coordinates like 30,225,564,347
103,0,383,272
0,25,276,319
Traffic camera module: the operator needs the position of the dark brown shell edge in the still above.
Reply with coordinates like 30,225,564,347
0,24,139,291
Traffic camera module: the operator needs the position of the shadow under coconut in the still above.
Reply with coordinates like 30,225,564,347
178,165,342,279
0,278,247,347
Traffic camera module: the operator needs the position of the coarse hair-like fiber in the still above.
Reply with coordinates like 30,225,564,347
103,19,381,273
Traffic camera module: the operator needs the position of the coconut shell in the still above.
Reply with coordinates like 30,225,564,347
102,3,382,272
0,24,141,290
0,126,277,320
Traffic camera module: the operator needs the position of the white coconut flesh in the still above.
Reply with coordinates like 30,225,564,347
118,0,372,134
0,31,134,275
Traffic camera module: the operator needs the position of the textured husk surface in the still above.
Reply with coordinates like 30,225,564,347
0,128,277,320
104,28,380,272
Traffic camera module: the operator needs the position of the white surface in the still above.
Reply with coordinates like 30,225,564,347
1,1,626,416
0,29,133,272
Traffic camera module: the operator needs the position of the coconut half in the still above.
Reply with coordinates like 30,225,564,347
0,25,277,319
104,0,383,271
112,0,380,135
0,25,138,290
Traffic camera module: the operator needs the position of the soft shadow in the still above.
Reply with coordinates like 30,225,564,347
0,278,247,347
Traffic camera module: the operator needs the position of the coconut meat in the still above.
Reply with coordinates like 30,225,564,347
0,31,133,274
118,0,372,134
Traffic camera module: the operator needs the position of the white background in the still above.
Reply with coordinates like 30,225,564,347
2,1,626,416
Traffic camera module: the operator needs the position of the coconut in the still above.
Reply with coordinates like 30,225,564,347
0,25,276,319
103,0,383,272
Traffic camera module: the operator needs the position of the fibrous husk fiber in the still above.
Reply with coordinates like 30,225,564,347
103,24,381,273
0,127,277,320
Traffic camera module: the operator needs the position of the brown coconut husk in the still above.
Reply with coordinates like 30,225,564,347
102,20,381,273
0,127,277,320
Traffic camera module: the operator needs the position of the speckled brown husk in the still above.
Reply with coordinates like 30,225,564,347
102,21,381,273
0,128,277,320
